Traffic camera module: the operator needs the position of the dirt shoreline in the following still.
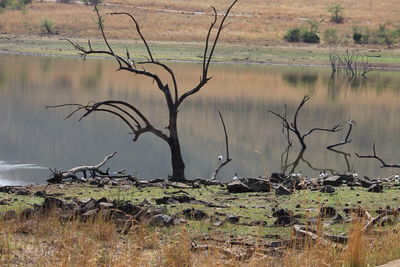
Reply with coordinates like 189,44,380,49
1,34,400,70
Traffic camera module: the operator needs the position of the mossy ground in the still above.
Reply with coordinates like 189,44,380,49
2,183,399,240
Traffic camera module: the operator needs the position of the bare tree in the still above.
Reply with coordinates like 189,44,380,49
269,95,341,149
47,1,238,182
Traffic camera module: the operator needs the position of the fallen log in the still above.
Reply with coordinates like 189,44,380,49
48,152,117,183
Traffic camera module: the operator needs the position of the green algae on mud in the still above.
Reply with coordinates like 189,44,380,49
1,35,400,69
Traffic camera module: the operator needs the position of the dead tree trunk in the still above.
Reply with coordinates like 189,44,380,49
47,1,238,182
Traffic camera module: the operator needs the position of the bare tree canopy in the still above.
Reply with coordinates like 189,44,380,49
47,1,239,182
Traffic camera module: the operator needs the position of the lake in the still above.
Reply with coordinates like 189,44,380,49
1,53,400,185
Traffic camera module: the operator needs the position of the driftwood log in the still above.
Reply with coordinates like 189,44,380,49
48,152,117,183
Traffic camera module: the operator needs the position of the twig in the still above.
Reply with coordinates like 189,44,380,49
327,120,355,149
211,110,232,180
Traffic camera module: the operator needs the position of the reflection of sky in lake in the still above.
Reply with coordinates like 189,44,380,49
0,54,400,185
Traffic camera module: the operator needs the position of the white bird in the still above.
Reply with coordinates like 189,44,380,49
218,155,223,161
233,172,239,181
394,174,400,180
319,170,327,179
352,172,359,179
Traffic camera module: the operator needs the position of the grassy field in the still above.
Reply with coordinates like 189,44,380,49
1,183,400,266
0,0,400,46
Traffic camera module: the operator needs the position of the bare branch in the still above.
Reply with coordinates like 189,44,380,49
327,120,354,149
356,142,400,168
211,110,232,180
269,95,341,149
177,0,238,106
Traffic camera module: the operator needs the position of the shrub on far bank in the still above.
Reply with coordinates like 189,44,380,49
353,24,399,46
283,28,303,42
284,20,320,44
41,18,55,35
0,0,31,10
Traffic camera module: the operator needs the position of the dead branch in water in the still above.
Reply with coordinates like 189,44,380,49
327,120,355,149
211,110,232,180
269,95,341,149
356,142,400,168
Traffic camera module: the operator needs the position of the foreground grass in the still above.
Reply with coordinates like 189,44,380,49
1,206,400,266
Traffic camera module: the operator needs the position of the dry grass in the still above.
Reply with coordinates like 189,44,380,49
0,0,399,46
1,210,400,266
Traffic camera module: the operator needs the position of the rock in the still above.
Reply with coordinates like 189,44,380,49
275,185,292,196
274,215,298,226
248,220,267,226
149,214,174,227
79,199,97,214
0,199,9,205
272,208,293,218
155,195,193,204
225,214,240,224
270,173,285,183
182,208,209,220
34,191,47,198
359,177,374,188
89,179,100,185
320,206,336,218
15,188,31,196
81,209,99,219
98,202,114,209
114,202,142,216
111,181,118,186
320,185,335,194
42,197,67,212
149,178,165,183
368,184,383,193
330,213,344,223
226,180,251,193
322,176,342,186
323,175,354,187
245,178,271,192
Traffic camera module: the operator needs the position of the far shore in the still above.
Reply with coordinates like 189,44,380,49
1,34,400,70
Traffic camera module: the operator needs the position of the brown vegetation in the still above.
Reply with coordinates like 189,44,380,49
1,210,400,266
0,0,400,46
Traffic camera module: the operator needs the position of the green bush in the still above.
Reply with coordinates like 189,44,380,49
284,28,303,42
302,31,320,43
352,26,370,44
0,0,30,9
41,19,55,35
328,3,344,23
353,32,362,44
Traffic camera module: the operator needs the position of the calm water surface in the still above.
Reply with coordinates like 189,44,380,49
1,54,400,185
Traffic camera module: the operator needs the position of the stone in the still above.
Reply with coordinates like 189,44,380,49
320,206,336,218
225,214,240,224
323,175,354,187
244,178,271,192
270,173,285,183
226,180,251,193
359,177,374,188
272,208,293,218
368,184,383,193
89,179,100,185
81,209,99,219
155,195,193,204
79,199,97,214
98,202,114,209
114,202,142,216
275,185,292,196
273,215,298,226
182,208,209,220
320,185,335,194
34,191,47,198
149,214,174,227
0,199,9,205
42,197,67,212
